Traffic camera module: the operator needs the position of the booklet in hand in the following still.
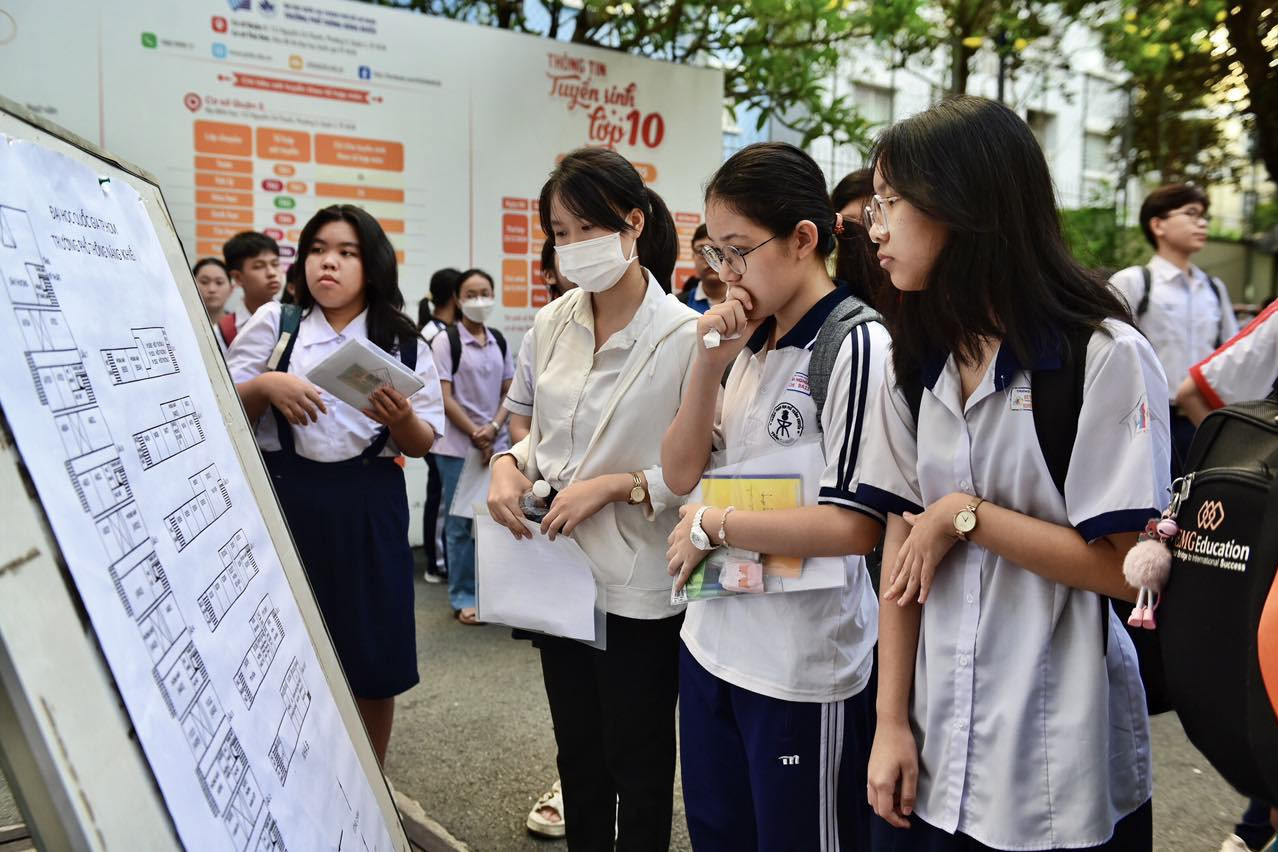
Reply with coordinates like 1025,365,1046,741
305,337,424,411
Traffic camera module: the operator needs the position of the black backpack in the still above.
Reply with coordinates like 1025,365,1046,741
901,326,1173,714
1157,380,1278,802
446,324,506,376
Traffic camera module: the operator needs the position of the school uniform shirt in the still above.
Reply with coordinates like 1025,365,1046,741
681,289,885,703
422,317,448,344
226,301,445,462
430,323,515,459
854,319,1169,849
503,326,536,417
1110,255,1238,393
502,271,699,619
1188,298,1278,409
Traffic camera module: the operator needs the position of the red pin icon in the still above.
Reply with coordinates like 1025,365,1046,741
184,93,202,112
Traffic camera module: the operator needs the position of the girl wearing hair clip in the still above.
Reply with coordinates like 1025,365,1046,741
662,142,888,851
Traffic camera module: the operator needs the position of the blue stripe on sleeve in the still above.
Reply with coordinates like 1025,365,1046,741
1075,508,1157,542
852,483,923,518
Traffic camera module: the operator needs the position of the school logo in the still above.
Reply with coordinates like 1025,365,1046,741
778,755,800,766
1123,396,1151,437
1198,499,1225,531
1010,386,1032,411
768,402,804,445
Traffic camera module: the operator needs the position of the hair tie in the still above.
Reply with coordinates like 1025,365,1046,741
833,212,845,235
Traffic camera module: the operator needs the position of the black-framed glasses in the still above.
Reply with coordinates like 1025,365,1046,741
699,235,777,276
862,194,901,235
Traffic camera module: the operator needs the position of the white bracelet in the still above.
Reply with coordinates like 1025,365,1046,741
718,506,735,547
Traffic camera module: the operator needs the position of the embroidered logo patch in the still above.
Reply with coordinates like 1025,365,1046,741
786,371,812,396
1124,397,1151,436
1010,386,1033,411
768,402,804,445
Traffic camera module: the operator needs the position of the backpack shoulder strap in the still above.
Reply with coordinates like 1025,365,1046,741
1208,275,1227,348
217,313,238,347
1029,327,1092,496
492,328,507,359
446,324,462,377
266,304,303,372
809,295,883,429
1136,266,1152,318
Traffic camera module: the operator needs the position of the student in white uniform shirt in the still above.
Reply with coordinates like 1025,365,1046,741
220,230,284,350
857,97,1168,851
1176,297,1278,425
486,147,698,851
1109,183,1238,476
661,141,887,852
228,205,444,766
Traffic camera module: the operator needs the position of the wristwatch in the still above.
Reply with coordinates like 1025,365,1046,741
627,472,647,505
690,506,717,551
953,497,985,541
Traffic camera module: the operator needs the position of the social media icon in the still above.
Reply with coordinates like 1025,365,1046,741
259,0,277,16
288,54,303,70
227,0,250,11
141,32,157,49
212,42,228,59
358,66,372,80
212,16,228,32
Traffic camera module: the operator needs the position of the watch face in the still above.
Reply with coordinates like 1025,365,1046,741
691,528,710,550
954,509,977,534
630,485,646,504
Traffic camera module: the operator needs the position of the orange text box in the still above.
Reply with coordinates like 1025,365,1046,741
196,189,253,208
502,259,529,308
196,206,253,225
196,241,226,256
195,155,252,174
315,134,403,171
194,120,252,156
530,261,549,308
232,72,371,104
274,163,296,177
632,162,658,183
286,181,308,194
196,172,252,191
379,218,405,234
531,216,546,244
502,197,529,212
314,182,404,203
255,127,311,162
502,214,529,255
395,250,405,264
196,222,243,240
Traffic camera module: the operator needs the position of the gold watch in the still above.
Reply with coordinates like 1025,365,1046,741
953,497,985,540
627,472,647,505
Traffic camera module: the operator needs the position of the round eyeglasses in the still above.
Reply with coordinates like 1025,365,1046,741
699,235,777,277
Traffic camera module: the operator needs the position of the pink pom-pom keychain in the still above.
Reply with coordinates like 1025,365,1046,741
1121,474,1194,630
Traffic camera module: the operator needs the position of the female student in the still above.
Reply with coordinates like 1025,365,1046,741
661,142,887,852
831,168,890,310
227,204,444,764
856,96,1168,851
487,147,697,851
432,267,514,625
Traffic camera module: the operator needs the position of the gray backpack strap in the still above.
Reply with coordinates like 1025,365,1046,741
809,295,883,429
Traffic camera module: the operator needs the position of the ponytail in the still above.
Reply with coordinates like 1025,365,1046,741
539,147,677,292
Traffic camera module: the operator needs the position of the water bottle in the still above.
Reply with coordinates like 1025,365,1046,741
520,480,553,522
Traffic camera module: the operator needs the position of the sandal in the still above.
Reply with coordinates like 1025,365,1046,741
526,780,565,838
455,607,483,626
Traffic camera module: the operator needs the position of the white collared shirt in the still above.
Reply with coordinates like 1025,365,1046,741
504,326,536,417
1110,255,1238,393
504,271,699,619
855,319,1168,849
226,301,445,463
682,289,886,703
1189,299,1278,408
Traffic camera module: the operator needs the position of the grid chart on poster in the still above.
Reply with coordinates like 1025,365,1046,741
0,201,290,852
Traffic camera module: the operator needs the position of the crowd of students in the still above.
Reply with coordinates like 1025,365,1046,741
188,93,1276,852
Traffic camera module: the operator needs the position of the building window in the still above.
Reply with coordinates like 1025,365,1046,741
1027,109,1057,159
1083,131,1112,175
852,82,894,126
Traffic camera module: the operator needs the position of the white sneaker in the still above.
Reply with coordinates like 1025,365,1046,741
1220,835,1255,852
422,570,444,584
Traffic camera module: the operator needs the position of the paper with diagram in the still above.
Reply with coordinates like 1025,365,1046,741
306,336,424,411
0,137,394,851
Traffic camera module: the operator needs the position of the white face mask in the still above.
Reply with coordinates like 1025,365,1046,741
555,231,637,293
459,296,495,324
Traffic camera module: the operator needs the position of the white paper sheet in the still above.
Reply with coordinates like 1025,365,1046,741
474,514,598,641
305,336,424,411
448,448,492,520
0,138,393,851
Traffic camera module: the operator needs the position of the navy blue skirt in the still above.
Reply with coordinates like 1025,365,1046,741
264,451,418,700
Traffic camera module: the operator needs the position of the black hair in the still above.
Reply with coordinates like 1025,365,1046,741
294,205,418,354
705,142,842,260
538,147,677,293
869,95,1132,383
454,268,495,301
427,267,461,317
692,223,709,247
192,257,228,278
281,260,301,305
829,169,889,307
221,231,280,273
1140,183,1210,248
539,236,556,279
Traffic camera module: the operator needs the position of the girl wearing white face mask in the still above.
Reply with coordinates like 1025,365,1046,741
487,147,697,851
431,267,514,624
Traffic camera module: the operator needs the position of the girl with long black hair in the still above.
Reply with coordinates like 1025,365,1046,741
228,204,444,764
857,96,1168,851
